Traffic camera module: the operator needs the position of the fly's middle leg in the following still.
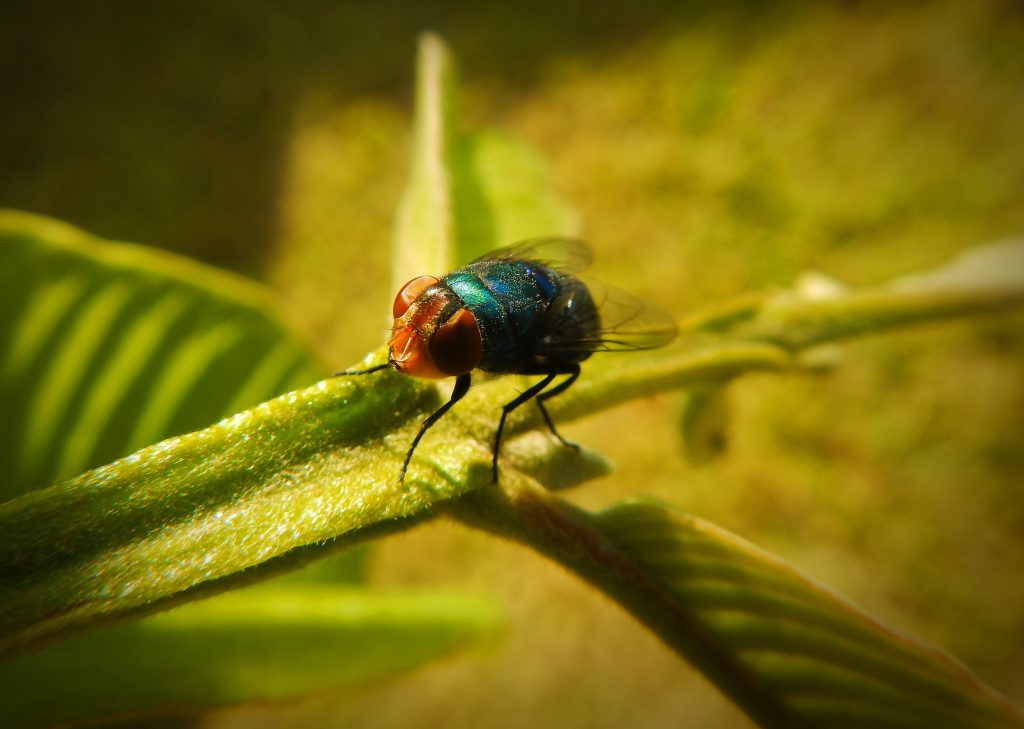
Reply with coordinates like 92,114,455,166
492,372,557,483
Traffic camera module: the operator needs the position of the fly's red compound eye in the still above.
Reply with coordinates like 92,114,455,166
393,275,440,319
429,308,482,376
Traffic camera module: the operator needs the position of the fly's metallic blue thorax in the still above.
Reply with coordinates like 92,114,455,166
442,258,600,373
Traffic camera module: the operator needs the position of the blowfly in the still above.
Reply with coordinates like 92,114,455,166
341,238,678,484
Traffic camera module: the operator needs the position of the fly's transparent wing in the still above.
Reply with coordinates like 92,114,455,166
471,237,593,274
586,277,679,351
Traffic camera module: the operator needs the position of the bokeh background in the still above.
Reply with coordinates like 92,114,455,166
3,1,1023,727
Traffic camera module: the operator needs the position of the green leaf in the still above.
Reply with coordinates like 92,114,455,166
0,210,325,500
393,32,460,288
394,34,578,276
595,501,1023,729
0,584,501,728
452,131,579,263
0,365,464,660
455,480,1023,729
679,385,731,466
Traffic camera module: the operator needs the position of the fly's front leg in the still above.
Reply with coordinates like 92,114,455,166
535,363,580,450
492,373,557,483
400,373,472,485
331,363,390,377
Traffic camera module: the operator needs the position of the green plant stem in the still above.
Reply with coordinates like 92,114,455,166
510,340,791,436
747,286,1024,350
526,251,1024,432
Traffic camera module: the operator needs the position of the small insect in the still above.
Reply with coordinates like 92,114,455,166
341,238,678,484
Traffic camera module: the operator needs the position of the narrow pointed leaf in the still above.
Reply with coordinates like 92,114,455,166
0,366,469,659
454,482,1023,729
393,32,460,288
393,34,578,276
0,585,501,729
594,501,1023,728
0,210,325,499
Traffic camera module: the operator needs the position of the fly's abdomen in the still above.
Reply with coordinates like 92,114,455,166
540,277,600,364
444,259,562,372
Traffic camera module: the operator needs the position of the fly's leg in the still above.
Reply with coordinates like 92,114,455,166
492,373,557,483
400,373,472,485
331,363,390,377
535,363,581,450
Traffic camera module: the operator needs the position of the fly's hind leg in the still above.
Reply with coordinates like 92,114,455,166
535,363,581,450
492,372,557,483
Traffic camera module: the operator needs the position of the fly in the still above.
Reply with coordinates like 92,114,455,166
340,238,678,484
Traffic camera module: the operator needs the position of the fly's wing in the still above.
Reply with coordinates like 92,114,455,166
589,277,679,351
469,237,593,274
541,276,679,358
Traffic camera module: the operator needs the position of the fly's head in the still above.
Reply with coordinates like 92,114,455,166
388,276,482,379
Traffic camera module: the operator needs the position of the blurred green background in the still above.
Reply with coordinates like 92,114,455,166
2,1,1023,727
